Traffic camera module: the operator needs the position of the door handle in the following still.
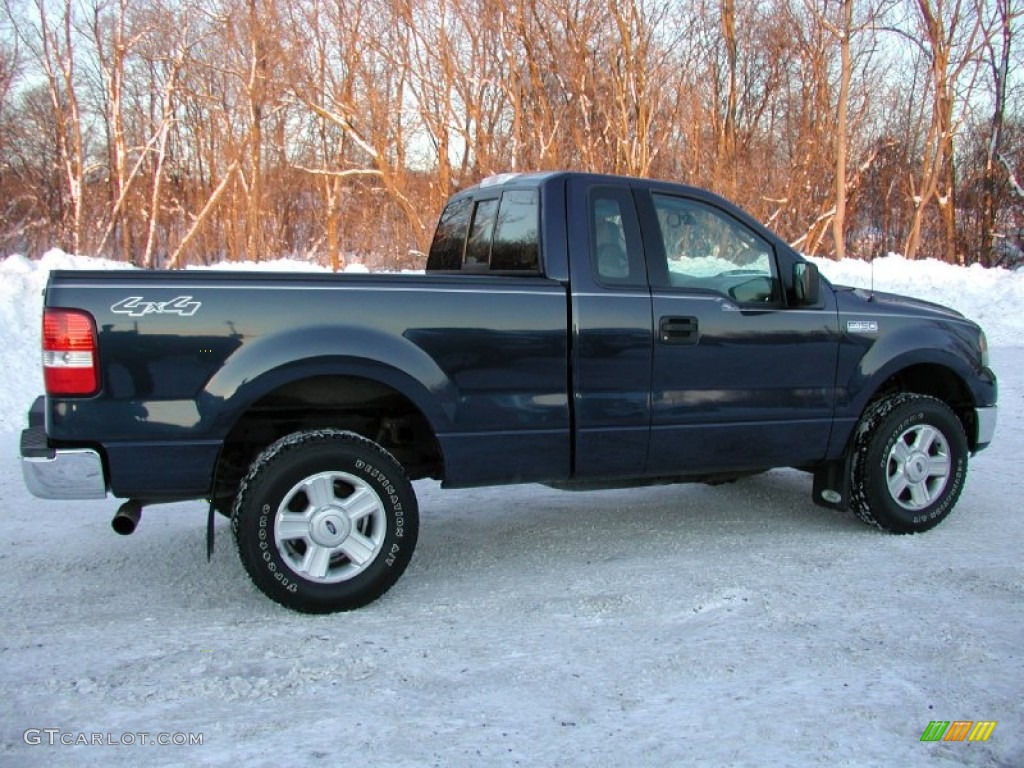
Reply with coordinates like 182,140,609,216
659,316,699,345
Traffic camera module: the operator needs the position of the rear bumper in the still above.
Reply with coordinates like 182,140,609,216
19,398,107,500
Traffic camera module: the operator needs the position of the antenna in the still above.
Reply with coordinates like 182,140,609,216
868,250,875,301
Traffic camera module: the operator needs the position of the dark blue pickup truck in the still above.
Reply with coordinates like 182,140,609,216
21,172,998,612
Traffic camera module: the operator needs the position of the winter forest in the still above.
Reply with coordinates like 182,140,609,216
1,0,1022,271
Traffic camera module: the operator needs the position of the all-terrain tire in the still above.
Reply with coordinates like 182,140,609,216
849,393,968,534
232,429,419,613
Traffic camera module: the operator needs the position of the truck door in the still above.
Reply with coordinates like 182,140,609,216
636,187,839,474
567,179,653,478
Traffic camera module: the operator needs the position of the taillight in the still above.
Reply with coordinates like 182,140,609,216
43,308,99,396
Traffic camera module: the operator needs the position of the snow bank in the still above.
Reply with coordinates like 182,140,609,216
0,251,130,430
809,253,1024,347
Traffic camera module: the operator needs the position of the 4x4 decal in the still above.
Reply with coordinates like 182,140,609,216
111,296,201,318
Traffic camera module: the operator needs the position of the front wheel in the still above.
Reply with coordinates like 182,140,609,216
849,393,968,533
232,429,419,613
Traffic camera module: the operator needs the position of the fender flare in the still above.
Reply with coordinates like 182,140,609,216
197,324,457,439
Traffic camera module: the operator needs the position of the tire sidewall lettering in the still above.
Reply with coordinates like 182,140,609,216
352,458,405,552
912,455,965,523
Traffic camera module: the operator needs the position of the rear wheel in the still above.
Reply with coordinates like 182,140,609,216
232,429,418,612
849,393,968,533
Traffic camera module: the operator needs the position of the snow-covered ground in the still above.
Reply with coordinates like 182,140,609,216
0,252,1021,767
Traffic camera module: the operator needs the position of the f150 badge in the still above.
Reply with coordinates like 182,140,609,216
111,296,202,318
847,319,879,333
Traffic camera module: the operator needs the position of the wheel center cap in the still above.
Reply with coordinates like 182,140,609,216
905,451,930,483
310,508,350,547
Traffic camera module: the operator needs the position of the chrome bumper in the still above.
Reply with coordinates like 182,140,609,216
20,426,107,500
975,406,997,452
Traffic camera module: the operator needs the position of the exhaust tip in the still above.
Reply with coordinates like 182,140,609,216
112,501,142,535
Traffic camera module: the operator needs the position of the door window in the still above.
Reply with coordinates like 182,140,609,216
651,194,780,304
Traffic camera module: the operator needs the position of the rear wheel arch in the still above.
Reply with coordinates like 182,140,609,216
209,372,445,512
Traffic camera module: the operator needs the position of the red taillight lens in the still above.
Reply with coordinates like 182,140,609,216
43,309,99,396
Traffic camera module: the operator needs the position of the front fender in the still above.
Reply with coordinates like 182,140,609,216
848,322,980,407
828,319,988,456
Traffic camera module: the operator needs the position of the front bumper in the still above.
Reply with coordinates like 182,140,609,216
975,405,997,452
20,398,107,500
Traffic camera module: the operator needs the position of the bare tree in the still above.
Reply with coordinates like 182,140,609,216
603,0,675,176
86,0,160,261
717,0,739,196
0,35,17,124
165,1,256,266
137,0,196,267
799,0,894,259
979,0,1022,265
0,0,1019,266
11,0,90,255
902,0,986,262
282,0,423,262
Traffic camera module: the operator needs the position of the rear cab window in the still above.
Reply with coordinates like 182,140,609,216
427,189,540,274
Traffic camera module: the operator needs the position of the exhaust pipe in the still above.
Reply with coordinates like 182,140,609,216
112,500,142,535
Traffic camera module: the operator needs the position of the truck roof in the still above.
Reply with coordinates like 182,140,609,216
463,170,717,203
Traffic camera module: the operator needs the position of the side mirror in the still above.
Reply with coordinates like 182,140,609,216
793,262,820,306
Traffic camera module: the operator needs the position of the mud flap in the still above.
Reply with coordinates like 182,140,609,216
812,456,852,511
207,500,216,561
